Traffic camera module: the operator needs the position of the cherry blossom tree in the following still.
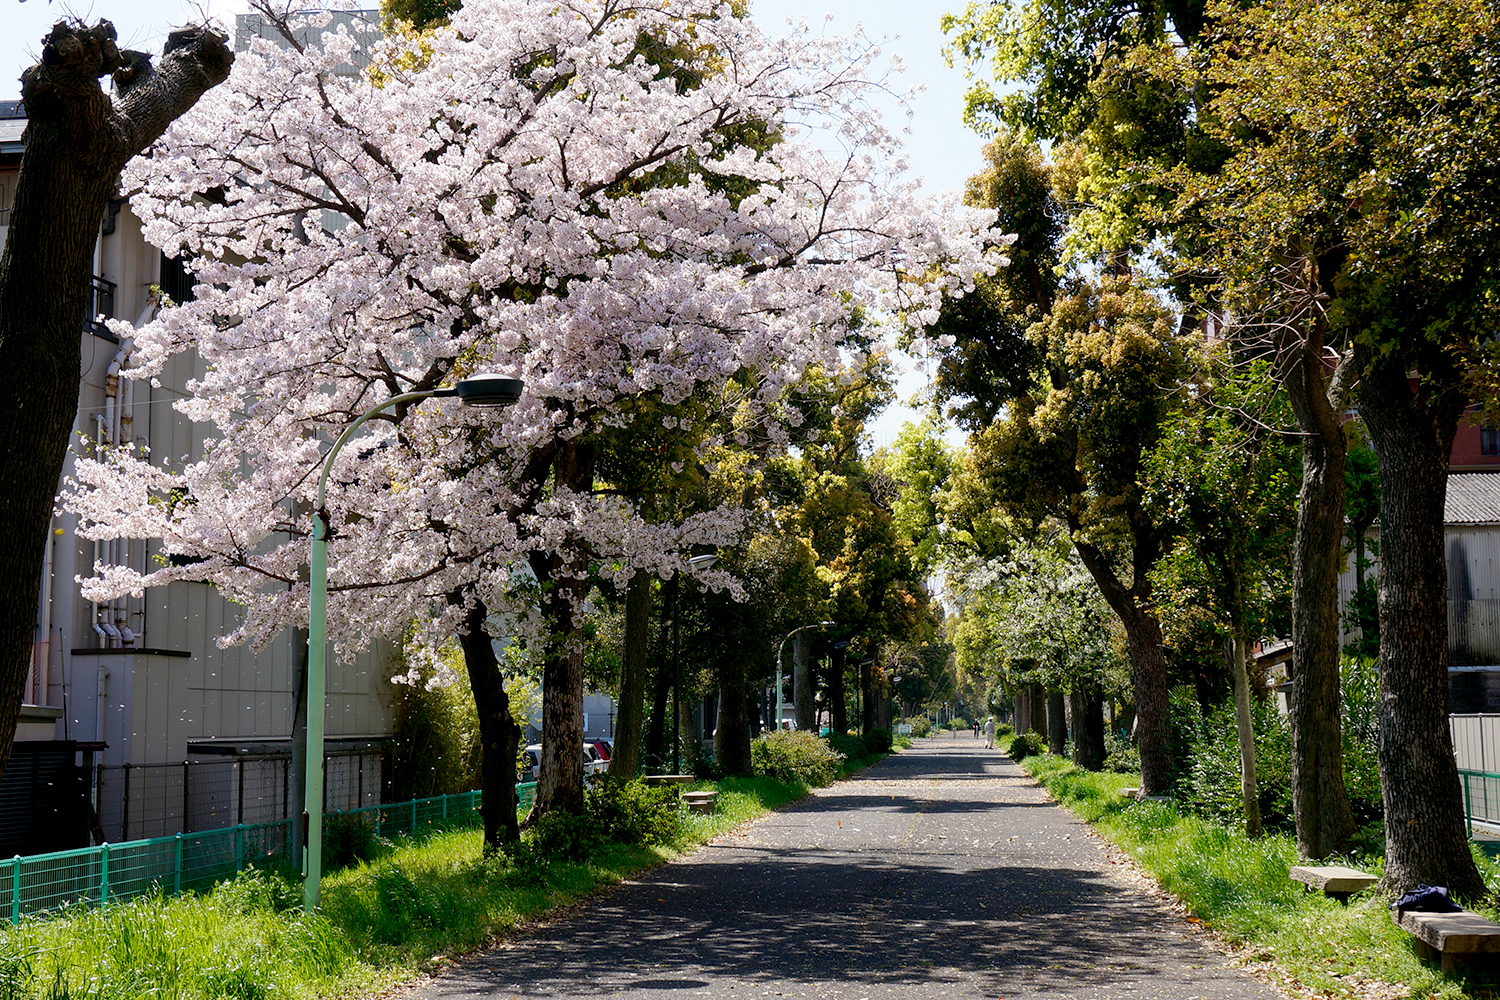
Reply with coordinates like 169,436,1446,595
65,0,1003,839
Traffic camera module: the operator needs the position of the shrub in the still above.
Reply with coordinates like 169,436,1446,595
862,728,894,755
827,733,869,762
995,722,1014,739
750,729,845,786
586,775,682,846
1102,730,1140,774
949,716,968,732
526,808,603,861
903,717,932,738
323,813,387,869
1008,731,1044,760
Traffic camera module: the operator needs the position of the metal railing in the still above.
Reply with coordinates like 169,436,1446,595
1459,769,1500,836
2,783,536,923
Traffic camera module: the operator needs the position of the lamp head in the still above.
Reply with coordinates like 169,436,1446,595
435,373,525,407
687,554,718,570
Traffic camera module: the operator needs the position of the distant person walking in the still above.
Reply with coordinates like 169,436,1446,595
973,719,981,739
984,717,996,749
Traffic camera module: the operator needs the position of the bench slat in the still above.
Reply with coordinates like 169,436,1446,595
1395,909,1500,955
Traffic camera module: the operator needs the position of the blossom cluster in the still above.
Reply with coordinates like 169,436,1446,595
67,0,1005,657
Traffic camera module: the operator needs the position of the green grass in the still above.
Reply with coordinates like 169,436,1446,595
1015,749,1500,999
0,769,849,1000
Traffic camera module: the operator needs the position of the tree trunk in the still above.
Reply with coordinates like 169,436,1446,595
829,645,848,736
1230,629,1262,839
1047,689,1067,755
1073,541,1171,795
610,573,652,779
860,655,876,734
715,625,753,776
1014,688,1030,736
528,439,595,819
1069,689,1087,766
1080,683,1106,770
793,632,815,732
1282,334,1356,858
459,601,520,851
1360,355,1485,898
0,21,231,782
289,626,309,861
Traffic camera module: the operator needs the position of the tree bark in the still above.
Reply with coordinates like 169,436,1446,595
1230,629,1262,839
609,572,652,778
793,632,815,732
1281,331,1356,858
829,645,848,736
1073,540,1171,794
1359,355,1485,898
1080,683,1106,770
459,601,520,851
714,615,753,776
1047,689,1067,755
0,20,231,782
859,654,876,734
528,438,596,819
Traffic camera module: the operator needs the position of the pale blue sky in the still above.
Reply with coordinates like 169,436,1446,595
3,0,989,447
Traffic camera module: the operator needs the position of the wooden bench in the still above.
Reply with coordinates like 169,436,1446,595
1289,865,1377,902
681,790,717,815
1393,908,1500,972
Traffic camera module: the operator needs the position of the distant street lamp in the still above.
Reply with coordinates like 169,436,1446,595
303,373,522,911
774,621,834,731
672,553,718,774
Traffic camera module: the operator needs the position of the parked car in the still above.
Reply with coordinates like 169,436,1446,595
589,738,613,763
520,742,608,783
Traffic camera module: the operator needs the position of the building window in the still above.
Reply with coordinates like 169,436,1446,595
159,252,196,305
1483,424,1500,456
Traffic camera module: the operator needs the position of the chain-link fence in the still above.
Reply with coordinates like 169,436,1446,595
2,783,536,923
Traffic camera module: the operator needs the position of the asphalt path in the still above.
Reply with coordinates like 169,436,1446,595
398,731,1287,1000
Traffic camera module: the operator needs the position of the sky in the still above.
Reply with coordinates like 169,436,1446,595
2,0,991,448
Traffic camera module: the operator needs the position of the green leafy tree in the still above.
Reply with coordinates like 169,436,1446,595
1189,0,1500,893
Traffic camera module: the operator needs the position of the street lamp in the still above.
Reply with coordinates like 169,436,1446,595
672,553,718,774
303,373,522,911
774,621,834,732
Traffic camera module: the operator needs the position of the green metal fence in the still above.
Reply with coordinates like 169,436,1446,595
1,782,536,923
1460,769,1500,834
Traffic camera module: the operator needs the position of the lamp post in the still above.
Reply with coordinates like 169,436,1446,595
672,553,717,774
773,621,834,731
303,373,521,911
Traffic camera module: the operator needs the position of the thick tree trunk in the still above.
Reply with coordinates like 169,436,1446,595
1360,357,1485,898
1282,335,1356,859
529,439,596,819
610,573,652,778
1014,688,1030,736
0,21,231,782
714,622,753,776
645,646,671,768
459,602,520,852
793,632,815,732
1047,689,1067,755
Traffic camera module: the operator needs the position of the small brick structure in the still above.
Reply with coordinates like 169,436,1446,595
1393,908,1500,972
1289,865,1378,901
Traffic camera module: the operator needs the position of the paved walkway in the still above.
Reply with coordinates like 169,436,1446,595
400,732,1286,1000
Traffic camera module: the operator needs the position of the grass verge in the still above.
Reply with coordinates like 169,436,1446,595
1013,747,1500,999
0,770,847,1000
